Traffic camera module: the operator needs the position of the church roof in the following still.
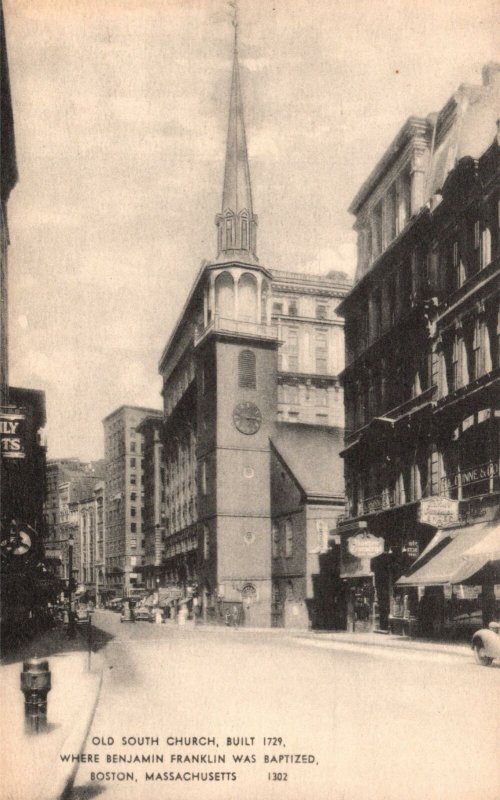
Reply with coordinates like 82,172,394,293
271,423,345,500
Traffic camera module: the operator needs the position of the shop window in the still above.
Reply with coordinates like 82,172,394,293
238,349,256,389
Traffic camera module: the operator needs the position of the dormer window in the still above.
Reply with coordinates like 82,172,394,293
241,217,248,249
225,217,233,248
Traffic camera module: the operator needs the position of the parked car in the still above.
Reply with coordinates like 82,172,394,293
134,607,153,622
472,621,500,666
120,602,135,623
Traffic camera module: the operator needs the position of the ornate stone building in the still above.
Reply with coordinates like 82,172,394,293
338,63,500,636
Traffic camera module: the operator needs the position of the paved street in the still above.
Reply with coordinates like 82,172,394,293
69,611,499,800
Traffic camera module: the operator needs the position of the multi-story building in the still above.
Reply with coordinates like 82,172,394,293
338,63,500,636
136,415,165,590
43,458,104,580
157,27,349,628
77,481,105,604
103,405,162,598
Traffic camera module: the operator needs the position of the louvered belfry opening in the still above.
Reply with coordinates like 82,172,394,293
238,349,256,389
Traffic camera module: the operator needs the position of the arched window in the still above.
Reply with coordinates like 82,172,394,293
238,349,256,389
215,272,235,319
238,272,258,322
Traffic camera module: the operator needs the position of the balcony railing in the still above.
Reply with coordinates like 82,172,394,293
362,490,397,515
440,460,500,500
194,315,279,346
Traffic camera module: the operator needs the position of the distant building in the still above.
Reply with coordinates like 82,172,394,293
77,481,105,604
157,27,349,628
338,63,500,636
136,415,165,591
102,405,162,598
43,458,104,582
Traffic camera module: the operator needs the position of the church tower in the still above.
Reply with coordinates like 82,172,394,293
194,9,278,626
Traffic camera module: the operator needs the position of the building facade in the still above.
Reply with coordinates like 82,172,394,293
137,415,165,590
77,481,105,604
338,63,500,636
157,27,349,628
103,405,162,598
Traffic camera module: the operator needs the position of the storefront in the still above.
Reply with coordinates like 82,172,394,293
396,520,500,637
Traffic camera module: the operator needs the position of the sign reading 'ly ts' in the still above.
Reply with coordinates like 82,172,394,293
0,411,26,459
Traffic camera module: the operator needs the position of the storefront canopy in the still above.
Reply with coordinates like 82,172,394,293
397,521,500,587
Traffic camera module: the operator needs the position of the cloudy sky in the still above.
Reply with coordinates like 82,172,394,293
4,0,498,460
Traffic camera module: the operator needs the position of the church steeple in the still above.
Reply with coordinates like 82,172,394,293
215,4,258,263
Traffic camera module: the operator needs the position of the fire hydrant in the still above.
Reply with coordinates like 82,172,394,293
20,657,51,734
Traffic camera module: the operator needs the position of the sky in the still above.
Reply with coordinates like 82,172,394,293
4,0,499,461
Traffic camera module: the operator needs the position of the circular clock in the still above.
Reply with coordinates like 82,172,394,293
233,401,262,435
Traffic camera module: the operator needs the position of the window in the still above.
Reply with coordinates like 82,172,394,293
284,519,293,557
472,318,484,379
201,460,208,495
238,349,256,389
316,304,327,320
285,327,299,371
225,217,233,247
481,227,492,269
316,387,328,407
453,240,466,289
315,330,328,373
203,525,210,560
130,474,136,485
131,523,137,533
272,524,280,558
287,384,299,405
288,301,298,316
371,288,382,340
130,506,136,517
272,302,283,317
130,458,136,468
241,217,248,249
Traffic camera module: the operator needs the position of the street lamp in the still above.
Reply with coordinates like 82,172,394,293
67,533,75,638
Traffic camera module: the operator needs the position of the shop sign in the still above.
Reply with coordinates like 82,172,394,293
405,540,420,559
347,533,384,560
0,409,26,459
419,496,459,527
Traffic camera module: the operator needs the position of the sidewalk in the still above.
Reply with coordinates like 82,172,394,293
195,620,472,658
0,625,104,800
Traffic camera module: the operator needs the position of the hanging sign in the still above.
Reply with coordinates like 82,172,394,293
405,540,420,559
419,496,459,527
0,409,26,459
347,533,385,560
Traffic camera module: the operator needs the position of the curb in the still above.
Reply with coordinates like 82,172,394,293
35,652,105,800
292,634,471,659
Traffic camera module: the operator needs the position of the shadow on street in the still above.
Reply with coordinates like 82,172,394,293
0,620,114,665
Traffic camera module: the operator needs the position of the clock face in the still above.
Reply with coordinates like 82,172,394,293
233,402,262,435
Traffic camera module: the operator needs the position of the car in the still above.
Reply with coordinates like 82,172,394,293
120,602,135,623
472,621,500,666
134,607,154,622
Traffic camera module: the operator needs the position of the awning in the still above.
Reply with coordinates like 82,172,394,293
397,521,500,587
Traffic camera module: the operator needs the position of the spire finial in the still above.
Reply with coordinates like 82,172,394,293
229,0,239,53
